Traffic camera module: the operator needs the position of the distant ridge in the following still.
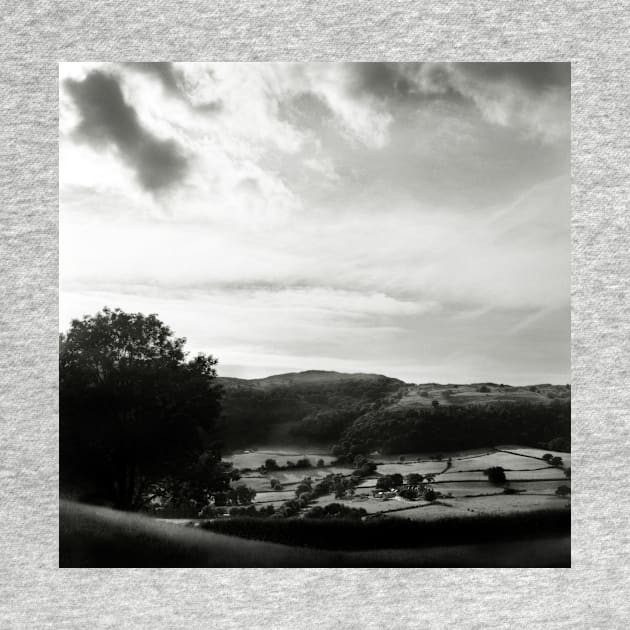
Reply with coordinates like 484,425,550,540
217,369,405,389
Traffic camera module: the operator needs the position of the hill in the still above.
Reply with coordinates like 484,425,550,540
216,371,571,452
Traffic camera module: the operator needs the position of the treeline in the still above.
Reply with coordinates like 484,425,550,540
332,400,570,459
200,508,570,550
218,376,402,447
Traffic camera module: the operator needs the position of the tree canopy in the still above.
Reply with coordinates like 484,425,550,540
60,307,222,510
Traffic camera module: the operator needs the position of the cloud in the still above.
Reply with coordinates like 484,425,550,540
64,70,189,192
124,62,223,113
344,62,570,143
59,62,570,384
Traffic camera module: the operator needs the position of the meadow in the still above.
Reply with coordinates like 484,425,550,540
221,445,570,524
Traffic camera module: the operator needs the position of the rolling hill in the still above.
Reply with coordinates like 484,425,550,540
216,371,571,452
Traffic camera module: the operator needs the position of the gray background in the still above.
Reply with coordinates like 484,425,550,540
1,1,629,627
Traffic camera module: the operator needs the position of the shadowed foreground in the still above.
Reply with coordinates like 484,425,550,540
60,500,570,567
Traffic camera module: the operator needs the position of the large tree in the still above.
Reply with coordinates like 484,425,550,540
60,307,222,510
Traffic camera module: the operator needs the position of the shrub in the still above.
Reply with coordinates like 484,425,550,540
235,485,256,505
304,503,367,520
198,505,224,518
484,467,506,484
398,487,420,500
423,489,437,501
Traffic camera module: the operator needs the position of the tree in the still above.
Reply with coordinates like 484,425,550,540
60,307,222,510
564,467,571,479
431,399,440,408
550,456,564,467
264,459,279,471
316,458,325,468
555,485,571,497
542,453,553,463
376,476,394,491
391,473,404,487
270,478,282,490
423,488,437,501
484,467,507,484
478,385,490,393
234,485,256,505
398,455,405,463
406,473,424,486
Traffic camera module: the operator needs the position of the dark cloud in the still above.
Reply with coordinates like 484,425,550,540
65,71,188,193
350,62,415,99
349,62,463,105
350,62,569,102
459,62,571,92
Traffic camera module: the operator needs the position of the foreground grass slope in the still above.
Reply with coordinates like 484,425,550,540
60,500,570,568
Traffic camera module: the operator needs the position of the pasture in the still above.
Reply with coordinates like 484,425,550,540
222,445,570,524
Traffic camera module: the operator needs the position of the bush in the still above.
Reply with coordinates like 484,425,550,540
304,503,367,520
398,487,420,500
356,462,377,477
234,485,256,505
423,489,437,501
484,467,506,484
197,505,224,518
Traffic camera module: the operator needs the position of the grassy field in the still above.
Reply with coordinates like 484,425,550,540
222,445,570,522
228,450,335,470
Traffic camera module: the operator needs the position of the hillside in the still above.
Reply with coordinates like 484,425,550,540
216,371,571,452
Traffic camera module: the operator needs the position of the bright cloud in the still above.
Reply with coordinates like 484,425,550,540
59,62,570,384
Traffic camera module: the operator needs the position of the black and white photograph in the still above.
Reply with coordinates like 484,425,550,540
58,62,571,567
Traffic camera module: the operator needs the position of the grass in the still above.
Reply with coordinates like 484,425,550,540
60,500,570,567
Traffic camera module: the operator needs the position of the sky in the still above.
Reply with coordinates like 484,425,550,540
59,62,570,385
